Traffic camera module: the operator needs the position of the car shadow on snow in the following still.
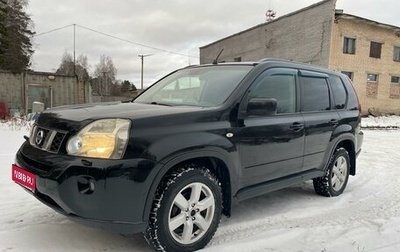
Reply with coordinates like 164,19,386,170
225,181,328,224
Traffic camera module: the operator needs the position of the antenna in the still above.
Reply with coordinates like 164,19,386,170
266,9,277,22
213,49,224,64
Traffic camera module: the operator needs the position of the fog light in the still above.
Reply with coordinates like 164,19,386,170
77,176,95,195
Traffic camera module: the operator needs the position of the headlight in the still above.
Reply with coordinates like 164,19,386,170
67,119,131,159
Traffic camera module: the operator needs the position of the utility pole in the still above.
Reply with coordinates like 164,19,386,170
138,54,153,90
101,71,108,97
73,24,76,76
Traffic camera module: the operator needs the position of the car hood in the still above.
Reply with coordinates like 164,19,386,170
36,102,207,131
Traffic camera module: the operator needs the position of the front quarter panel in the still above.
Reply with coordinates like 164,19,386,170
145,131,235,162
128,121,241,222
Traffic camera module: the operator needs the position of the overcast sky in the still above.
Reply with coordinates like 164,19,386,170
27,0,400,88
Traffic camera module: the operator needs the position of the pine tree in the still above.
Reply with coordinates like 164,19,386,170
0,0,35,72
120,80,132,93
0,0,9,66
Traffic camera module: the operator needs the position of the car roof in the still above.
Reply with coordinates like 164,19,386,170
185,58,345,78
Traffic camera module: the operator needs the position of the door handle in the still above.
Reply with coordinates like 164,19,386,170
290,122,304,132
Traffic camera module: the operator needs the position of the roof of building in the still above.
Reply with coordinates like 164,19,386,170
200,0,333,49
200,0,400,49
0,69,76,78
335,13,400,33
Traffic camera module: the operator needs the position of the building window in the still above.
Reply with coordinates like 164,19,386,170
370,42,382,58
367,73,378,82
391,76,400,84
341,71,353,80
343,37,356,54
393,47,400,62
234,57,242,62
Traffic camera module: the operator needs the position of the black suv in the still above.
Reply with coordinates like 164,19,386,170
12,59,363,251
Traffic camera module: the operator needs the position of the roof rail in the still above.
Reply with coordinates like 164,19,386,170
258,58,294,63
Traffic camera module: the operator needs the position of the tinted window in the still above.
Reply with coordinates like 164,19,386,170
341,77,358,111
329,76,347,109
248,68,297,114
301,77,330,112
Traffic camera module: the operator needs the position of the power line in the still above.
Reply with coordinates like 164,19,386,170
33,24,74,37
32,23,200,59
76,24,199,59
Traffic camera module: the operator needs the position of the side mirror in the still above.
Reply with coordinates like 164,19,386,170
247,98,277,116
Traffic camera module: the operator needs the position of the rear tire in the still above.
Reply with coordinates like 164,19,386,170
313,148,350,197
144,166,222,252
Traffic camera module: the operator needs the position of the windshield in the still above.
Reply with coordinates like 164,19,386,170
134,65,253,107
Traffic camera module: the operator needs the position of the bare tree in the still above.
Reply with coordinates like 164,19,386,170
56,51,90,83
94,55,117,96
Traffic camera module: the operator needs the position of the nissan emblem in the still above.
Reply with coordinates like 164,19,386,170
35,130,45,145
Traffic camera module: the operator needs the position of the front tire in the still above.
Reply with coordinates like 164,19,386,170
145,166,222,252
313,148,350,197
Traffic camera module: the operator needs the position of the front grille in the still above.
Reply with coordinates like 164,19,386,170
49,132,66,152
30,125,67,154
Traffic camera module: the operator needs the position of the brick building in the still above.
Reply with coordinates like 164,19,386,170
200,0,400,115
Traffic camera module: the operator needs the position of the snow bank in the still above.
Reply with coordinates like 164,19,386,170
361,115,400,129
0,118,32,132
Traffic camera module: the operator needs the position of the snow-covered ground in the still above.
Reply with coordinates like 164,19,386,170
361,115,400,129
1,117,400,252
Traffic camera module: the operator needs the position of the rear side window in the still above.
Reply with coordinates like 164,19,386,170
329,75,347,109
342,77,359,111
301,77,330,112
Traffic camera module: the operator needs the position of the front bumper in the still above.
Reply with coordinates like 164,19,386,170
15,141,160,234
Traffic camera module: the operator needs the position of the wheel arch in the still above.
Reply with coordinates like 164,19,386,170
143,150,234,222
331,124,357,176
333,138,356,176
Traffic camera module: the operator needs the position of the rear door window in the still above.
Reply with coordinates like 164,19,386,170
301,75,330,112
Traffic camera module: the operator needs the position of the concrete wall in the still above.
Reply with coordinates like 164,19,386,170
26,72,79,108
0,71,140,116
0,71,83,115
200,0,336,67
329,16,400,115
